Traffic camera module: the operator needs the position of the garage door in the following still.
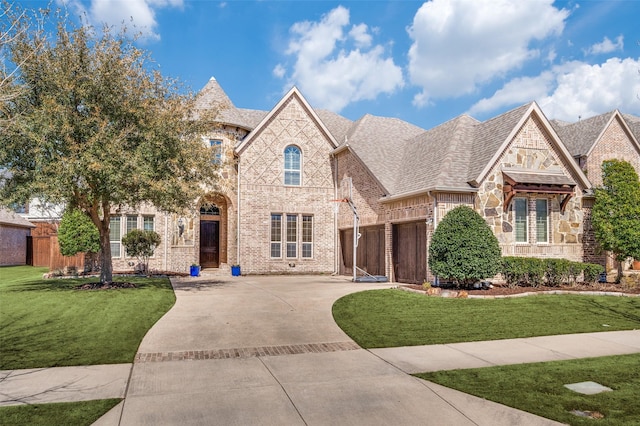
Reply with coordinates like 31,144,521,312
340,225,385,277
392,221,426,284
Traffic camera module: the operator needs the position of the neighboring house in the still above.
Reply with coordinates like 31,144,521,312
552,111,640,270
0,208,35,266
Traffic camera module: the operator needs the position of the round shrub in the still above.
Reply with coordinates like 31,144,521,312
428,206,502,287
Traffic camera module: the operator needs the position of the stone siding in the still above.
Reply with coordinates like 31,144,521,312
478,116,584,262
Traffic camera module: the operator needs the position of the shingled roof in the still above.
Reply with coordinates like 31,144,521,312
0,208,35,228
341,114,425,194
550,111,616,157
623,113,640,142
195,77,258,130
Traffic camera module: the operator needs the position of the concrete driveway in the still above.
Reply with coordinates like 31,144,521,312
99,274,561,426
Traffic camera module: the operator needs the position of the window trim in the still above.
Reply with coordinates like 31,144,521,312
209,139,223,165
301,215,313,259
514,198,528,244
284,145,301,186
535,198,549,244
270,213,282,258
110,216,122,258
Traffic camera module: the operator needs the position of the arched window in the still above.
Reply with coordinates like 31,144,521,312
284,145,301,186
200,204,220,215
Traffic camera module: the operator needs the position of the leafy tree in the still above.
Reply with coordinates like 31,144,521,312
591,159,640,283
0,7,217,283
58,208,100,257
121,229,161,275
428,205,502,287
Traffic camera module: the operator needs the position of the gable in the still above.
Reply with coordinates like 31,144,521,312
586,114,640,186
237,94,336,188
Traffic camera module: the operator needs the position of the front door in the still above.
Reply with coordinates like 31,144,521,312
200,220,219,268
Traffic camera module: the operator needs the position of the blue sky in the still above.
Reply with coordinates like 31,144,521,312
20,0,640,129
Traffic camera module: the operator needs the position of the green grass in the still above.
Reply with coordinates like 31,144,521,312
332,289,640,348
416,354,640,426
0,399,121,426
0,266,176,369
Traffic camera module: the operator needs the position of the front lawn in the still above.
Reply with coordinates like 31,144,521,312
0,399,121,426
417,354,640,425
332,289,640,348
0,266,176,369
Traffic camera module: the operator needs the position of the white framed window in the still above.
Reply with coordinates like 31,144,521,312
302,215,313,258
126,215,137,234
286,214,298,258
270,213,314,259
514,198,528,243
536,199,548,243
270,214,282,258
143,216,154,231
210,139,222,164
110,217,121,257
284,145,301,186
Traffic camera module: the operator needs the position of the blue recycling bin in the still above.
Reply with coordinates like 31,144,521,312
190,265,200,277
231,265,241,276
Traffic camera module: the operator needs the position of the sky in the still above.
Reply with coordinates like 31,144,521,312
15,0,640,129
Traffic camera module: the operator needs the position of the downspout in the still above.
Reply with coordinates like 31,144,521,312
432,192,439,286
237,158,241,267
163,212,168,271
332,153,339,275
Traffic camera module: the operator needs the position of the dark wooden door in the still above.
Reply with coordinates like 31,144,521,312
200,221,219,268
340,225,385,276
393,221,426,284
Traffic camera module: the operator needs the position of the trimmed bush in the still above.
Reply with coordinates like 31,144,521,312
583,263,605,284
429,206,502,287
545,259,572,287
121,229,161,274
58,209,100,257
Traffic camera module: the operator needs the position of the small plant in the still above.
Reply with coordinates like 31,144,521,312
422,281,432,291
122,230,161,275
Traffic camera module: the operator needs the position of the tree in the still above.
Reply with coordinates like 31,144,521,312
591,159,640,283
58,208,100,257
121,229,161,275
428,205,502,287
0,6,217,283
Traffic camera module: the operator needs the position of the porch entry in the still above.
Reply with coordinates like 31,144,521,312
200,204,220,268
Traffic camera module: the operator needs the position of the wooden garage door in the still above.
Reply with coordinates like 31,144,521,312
392,221,426,284
340,225,385,276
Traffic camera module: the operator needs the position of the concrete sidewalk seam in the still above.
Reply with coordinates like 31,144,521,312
257,357,309,426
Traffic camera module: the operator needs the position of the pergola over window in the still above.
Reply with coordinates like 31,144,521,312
502,168,576,213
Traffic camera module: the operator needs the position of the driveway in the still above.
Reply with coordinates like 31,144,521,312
100,274,560,426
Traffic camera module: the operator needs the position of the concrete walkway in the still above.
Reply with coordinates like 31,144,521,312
1,274,639,425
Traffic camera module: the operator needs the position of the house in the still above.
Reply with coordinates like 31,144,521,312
0,208,35,266
552,111,640,270
99,78,640,282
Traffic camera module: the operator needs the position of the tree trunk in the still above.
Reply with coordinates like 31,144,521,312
616,260,623,284
98,219,113,284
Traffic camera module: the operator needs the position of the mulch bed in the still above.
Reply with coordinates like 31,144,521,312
76,282,137,290
402,282,640,296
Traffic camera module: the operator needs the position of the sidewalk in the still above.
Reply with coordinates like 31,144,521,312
2,330,638,409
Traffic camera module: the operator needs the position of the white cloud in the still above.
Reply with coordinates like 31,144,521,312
272,63,286,79
407,0,568,107
279,6,404,112
59,0,183,41
469,57,640,121
584,35,624,56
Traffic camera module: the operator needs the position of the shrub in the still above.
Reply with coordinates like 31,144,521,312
526,258,546,287
544,259,572,287
58,209,100,257
121,229,161,274
583,263,605,285
501,257,527,288
429,206,502,287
